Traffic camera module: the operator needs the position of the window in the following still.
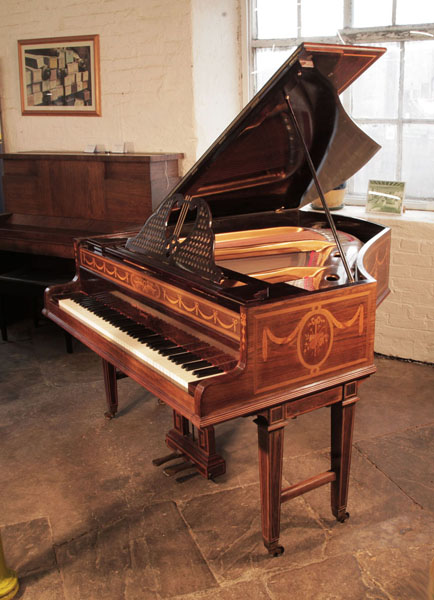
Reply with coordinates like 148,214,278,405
248,0,434,210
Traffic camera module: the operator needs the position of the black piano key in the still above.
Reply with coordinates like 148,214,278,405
137,333,162,343
119,324,149,335
192,366,223,377
118,326,142,336
170,352,200,365
127,325,153,334
147,340,177,350
183,360,213,371
114,322,136,332
158,347,186,356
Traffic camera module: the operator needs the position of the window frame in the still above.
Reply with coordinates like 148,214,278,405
246,0,434,211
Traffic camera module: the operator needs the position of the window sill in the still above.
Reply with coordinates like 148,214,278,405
309,204,434,225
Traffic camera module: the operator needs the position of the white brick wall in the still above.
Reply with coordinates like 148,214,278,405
0,0,241,174
338,207,434,364
192,0,241,157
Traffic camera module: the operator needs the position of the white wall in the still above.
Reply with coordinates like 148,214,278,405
337,207,434,364
0,0,242,172
373,212,434,364
191,0,241,158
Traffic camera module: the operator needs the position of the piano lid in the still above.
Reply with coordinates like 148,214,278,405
165,43,386,219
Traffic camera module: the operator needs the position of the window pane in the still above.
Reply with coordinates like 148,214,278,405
396,0,434,25
403,40,434,119
301,0,343,36
350,124,397,195
256,0,298,39
402,124,434,198
353,0,393,27
254,48,293,92
351,43,400,119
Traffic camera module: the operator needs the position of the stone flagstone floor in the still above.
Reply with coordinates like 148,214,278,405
1,317,433,599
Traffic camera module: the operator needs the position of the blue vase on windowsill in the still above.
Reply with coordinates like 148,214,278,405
311,181,346,211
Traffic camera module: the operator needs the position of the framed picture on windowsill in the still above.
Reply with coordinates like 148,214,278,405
366,180,405,215
18,35,101,116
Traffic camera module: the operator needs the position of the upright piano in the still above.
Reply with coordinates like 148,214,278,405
0,151,181,340
44,43,390,555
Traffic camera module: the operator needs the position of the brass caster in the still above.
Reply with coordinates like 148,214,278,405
337,511,350,523
265,542,285,557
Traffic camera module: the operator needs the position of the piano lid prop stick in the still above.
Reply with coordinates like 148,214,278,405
284,93,355,284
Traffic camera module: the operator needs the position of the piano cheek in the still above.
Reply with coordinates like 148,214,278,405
190,365,247,416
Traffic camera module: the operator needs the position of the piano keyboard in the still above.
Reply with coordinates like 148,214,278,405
58,294,229,391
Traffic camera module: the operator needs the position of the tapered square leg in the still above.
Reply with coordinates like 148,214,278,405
330,395,358,522
256,415,286,556
102,359,118,419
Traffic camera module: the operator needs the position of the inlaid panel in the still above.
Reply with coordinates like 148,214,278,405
79,249,240,341
252,285,376,394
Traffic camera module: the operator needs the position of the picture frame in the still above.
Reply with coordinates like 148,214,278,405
366,180,405,215
18,35,101,116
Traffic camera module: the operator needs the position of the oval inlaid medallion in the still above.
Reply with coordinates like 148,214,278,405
297,310,333,369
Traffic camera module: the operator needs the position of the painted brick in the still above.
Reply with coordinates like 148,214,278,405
408,305,434,320
399,238,419,252
420,240,434,255
390,277,431,295
387,314,426,330
411,266,434,281
389,265,413,279
375,321,414,340
379,301,408,316
414,340,434,363
392,252,428,267
375,332,415,360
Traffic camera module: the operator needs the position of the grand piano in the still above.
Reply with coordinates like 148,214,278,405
44,43,390,556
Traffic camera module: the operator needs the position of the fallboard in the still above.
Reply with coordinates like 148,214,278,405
77,244,241,349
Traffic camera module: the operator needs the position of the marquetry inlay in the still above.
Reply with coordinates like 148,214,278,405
253,288,374,394
80,249,240,340
363,235,390,282
262,304,364,370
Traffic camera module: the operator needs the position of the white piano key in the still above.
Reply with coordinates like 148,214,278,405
58,298,224,390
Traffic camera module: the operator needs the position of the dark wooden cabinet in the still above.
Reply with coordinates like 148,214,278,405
0,151,183,258
0,151,183,341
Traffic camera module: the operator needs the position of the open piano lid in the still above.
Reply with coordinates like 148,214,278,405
167,43,385,217
125,43,385,285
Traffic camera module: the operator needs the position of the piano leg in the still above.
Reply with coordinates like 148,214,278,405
256,414,286,557
102,359,118,419
330,392,358,522
165,410,226,479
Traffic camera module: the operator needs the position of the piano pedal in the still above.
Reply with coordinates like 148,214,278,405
175,471,199,484
152,451,182,467
163,460,194,477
